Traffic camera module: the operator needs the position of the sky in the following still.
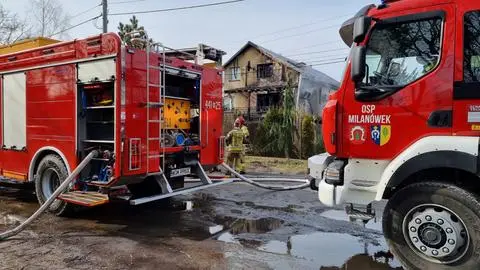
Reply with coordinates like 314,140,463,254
1,0,377,81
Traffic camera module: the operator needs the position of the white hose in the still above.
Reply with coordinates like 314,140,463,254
0,150,99,241
220,162,310,191
186,178,308,183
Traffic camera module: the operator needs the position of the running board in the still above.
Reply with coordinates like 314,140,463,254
58,191,109,207
129,180,234,205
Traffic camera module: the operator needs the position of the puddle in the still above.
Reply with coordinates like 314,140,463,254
257,232,402,269
213,217,283,235
320,209,382,231
1,214,26,226
213,214,402,269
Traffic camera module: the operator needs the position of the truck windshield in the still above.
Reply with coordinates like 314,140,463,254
363,17,442,87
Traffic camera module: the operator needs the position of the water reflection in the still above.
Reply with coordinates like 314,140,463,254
212,216,402,269
320,209,382,231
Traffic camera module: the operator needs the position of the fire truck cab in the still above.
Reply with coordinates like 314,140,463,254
0,33,225,216
309,0,480,268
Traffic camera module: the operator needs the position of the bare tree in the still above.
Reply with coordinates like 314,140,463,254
29,0,70,39
0,4,30,45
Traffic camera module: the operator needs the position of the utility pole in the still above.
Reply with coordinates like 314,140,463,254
102,0,108,33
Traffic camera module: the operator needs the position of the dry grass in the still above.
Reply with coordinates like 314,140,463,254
244,156,307,175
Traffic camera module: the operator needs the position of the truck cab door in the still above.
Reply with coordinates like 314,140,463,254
341,5,455,160
452,7,480,135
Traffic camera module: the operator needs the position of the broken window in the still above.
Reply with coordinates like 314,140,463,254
257,92,281,111
257,63,273,79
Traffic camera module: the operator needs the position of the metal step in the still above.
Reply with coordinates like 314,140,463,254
345,204,375,222
58,191,109,207
129,180,234,205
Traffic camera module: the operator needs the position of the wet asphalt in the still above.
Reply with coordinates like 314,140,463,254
0,179,403,270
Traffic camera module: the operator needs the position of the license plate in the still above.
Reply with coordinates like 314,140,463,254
170,167,191,178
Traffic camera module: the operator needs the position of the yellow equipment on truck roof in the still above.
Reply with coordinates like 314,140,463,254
0,37,60,55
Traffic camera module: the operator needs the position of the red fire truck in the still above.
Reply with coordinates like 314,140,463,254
308,0,480,268
0,33,225,216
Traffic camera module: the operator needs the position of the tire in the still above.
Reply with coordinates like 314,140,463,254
383,182,480,270
35,154,75,216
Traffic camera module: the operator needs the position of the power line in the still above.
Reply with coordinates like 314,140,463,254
310,60,346,66
291,40,344,51
293,53,349,62
258,24,340,44
285,48,350,57
110,0,146,4
248,14,351,40
49,14,102,37
295,56,348,63
306,57,347,63
71,3,102,19
296,52,348,60
109,0,245,16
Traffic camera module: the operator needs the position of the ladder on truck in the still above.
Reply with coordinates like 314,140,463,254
132,36,231,206
145,41,166,176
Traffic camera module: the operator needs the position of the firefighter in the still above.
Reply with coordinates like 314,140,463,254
236,116,249,173
238,116,250,141
225,119,246,173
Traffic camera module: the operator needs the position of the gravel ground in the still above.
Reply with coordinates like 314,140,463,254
0,181,403,270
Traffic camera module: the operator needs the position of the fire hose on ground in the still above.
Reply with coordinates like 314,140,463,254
0,150,99,241
220,162,310,191
0,152,309,241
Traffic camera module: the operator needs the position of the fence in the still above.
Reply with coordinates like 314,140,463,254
223,112,324,159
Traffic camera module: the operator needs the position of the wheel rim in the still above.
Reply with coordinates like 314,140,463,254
402,204,470,264
41,168,61,199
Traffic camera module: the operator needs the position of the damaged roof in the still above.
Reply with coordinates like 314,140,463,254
224,41,339,88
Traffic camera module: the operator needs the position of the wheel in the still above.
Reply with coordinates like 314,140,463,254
35,154,74,216
383,182,480,270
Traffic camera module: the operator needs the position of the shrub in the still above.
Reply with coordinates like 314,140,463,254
252,85,298,158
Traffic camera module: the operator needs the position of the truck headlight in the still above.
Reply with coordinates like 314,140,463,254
324,160,345,185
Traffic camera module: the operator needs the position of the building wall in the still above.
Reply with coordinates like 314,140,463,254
223,46,299,93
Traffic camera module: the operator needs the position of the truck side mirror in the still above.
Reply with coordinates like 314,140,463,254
351,46,366,83
353,16,372,43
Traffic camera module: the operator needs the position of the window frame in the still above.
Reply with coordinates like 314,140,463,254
362,11,445,89
257,63,274,79
230,66,241,81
